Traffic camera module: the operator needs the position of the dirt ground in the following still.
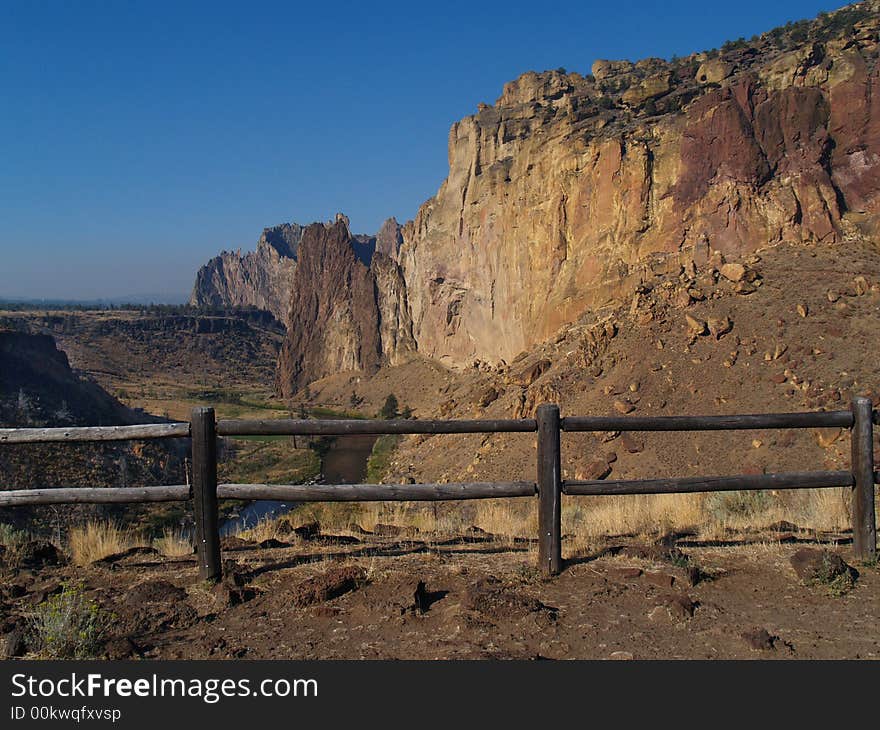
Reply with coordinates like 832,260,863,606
3,529,878,660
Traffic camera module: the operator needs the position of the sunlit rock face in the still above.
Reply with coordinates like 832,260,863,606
397,4,880,366
190,223,302,325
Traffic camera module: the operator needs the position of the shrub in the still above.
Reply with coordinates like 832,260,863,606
29,582,111,659
0,523,28,550
379,394,399,420
812,553,857,597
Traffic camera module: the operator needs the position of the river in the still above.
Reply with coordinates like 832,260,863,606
219,434,377,536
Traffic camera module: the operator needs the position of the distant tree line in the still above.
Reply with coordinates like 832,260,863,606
0,300,281,324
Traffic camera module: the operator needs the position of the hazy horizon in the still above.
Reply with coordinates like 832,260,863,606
0,0,846,302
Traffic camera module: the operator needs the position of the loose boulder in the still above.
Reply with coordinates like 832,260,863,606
790,548,858,585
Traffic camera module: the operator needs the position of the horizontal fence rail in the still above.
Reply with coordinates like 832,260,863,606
1,399,876,578
217,417,537,436
217,481,537,502
563,471,854,496
0,422,191,444
561,410,854,432
0,485,190,507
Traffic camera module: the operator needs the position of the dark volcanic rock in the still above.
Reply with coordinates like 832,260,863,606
103,637,139,660
290,566,367,608
125,580,188,605
741,627,777,651
93,546,160,567
608,567,643,581
657,593,697,620
117,580,197,635
220,536,254,550
17,541,62,569
1,628,28,659
464,576,558,621
790,548,858,584
290,522,320,540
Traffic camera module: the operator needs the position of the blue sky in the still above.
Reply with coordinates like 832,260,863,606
0,0,846,301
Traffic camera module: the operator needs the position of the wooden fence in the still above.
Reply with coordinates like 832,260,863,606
0,399,876,578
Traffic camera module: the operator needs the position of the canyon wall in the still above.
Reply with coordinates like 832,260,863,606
189,223,302,324
398,3,880,366
195,3,880,391
275,220,414,396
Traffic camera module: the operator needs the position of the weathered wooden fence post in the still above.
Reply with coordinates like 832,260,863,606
191,407,222,581
851,397,877,562
537,403,562,576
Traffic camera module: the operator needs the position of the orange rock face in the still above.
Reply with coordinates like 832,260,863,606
398,7,880,367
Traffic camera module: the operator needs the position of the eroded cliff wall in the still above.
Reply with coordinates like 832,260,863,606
189,223,302,324
398,2,880,366
275,220,415,395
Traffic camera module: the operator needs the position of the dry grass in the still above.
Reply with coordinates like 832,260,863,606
0,523,29,551
61,483,871,568
567,493,703,537
68,522,143,566
237,518,286,543
152,528,193,557
237,483,868,552
473,499,536,541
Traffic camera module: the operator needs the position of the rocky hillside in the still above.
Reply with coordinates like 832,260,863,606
0,331,134,428
0,309,286,399
398,1,880,366
0,331,187,514
191,2,880,395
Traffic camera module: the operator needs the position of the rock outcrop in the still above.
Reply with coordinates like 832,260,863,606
397,2,880,366
198,3,880,389
189,224,302,324
275,220,414,396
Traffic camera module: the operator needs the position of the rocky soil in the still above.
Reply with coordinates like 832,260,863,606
2,530,877,660
304,235,880,494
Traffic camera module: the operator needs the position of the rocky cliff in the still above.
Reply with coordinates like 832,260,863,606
275,219,415,396
199,3,880,391
189,223,302,324
398,1,880,366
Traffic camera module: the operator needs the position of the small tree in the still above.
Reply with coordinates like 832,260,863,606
380,394,399,420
